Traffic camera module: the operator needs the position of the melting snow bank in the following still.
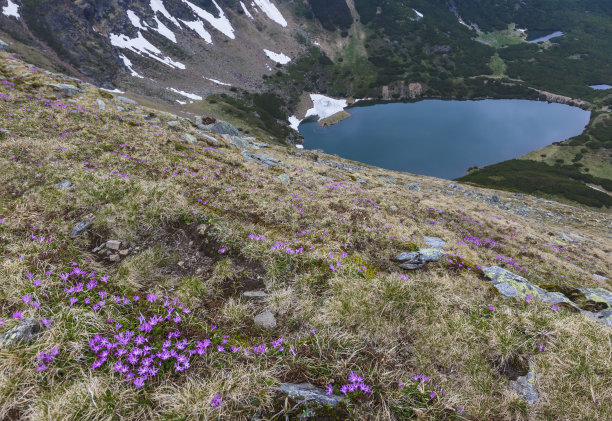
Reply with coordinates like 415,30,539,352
2,0,19,19
182,0,235,40
109,32,186,69
168,88,203,101
119,54,144,78
205,77,231,86
240,1,254,19
264,49,291,64
288,94,349,132
101,88,125,94
252,0,287,27
413,9,423,19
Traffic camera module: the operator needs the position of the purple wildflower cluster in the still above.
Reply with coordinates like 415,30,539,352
36,347,59,371
326,372,373,397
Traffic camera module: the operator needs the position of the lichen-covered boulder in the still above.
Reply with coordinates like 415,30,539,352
509,372,539,405
423,236,446,249
280,383,344,407
0,319,41,349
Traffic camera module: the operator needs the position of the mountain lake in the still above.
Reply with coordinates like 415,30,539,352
299,99,590,179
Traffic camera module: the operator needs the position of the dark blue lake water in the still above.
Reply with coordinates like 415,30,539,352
299,99,590,179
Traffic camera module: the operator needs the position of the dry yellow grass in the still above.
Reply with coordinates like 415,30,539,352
0,52,611,420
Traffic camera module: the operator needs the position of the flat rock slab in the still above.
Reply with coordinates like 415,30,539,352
0,319,41,349
280,383,344,407
183,133,198,144
254,310,276,328
70,220,92,237
55,180,72,190
509,372,539,405
241,151,281,168
47,83,84,97
423,236,446,249
117,96,138,105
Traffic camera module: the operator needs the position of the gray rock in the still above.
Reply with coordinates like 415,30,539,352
0,129,10,135
167,121,181,127
70,220,92,237
183,133,198,144
389,205,398,211
196,132,218,143
396,252,422,263
194,116,203,126
406,183,421,191
117,96,138,105
491,193,500,203
96,99,105,110
509,372,539,405
109,254,120,262
55,180,72,190
243,291,268,298
423,236,446,249
254,310,276,328
106,240,122,250
241,151,281,168
201,121,240,137
277,174,291,184
593,274,609,282
319,159,363,172
0,39,8,51
419,248,444,262
228,135,250,150
117,106,125,112
48,83,84,97
399,262,426,270
279,383,344,407
558,232,577,243
0,319,41,349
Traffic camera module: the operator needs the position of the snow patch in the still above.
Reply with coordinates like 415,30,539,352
288,115,301,132
176,100,187,105
109,32,186,69
101,88,125,94
168,87,203,101
127,10,147,30
205,77,231,86
180,19,213,44
2,0,19,19
413,9,423,19
588,185,605,192
152,16,177,42
182,0,235,39
119,54,144,78
305,94,348,120
150,0,180,26
295,144,304,149
252,0,287,27
264,49,291,64
240,1,254,19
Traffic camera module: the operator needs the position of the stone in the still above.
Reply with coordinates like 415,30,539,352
0,319,41,349
55,180,72,190
389,205,398,211
0,39,8,51
593,274,609,282
48,83,84,97
406,183,421,191
399,262,426,270
96,99,105,110
243,291,268,298
578,288,612,309
254,310,276,328
319,158,363,172
423,236,445,249
419,248,444,262
279,383,344,407
0,128,10,135
109,254,120,262
183,133,198,144
491,193,501,203
277,174,291,184
117,96,138,105
117,106,125,112
228,135,250,150
194,116,203,126
509,372,539,405
70,220,92,237
167,121,181,127
106,240,122,250
241,151,281,168
207,121,240,137
396,252,422,263
119,249,129,256
196,132,218,143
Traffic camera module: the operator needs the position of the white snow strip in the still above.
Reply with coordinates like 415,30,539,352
152,16,177,42
588,185,605,192
413,9,423,19
252,0,287,27
101,88,125,94
119,54,144,78
313,40,321,46
182,0,235,39
205,77,231,86
180,19,213,44
127,10,147,30
169,87,203,101
288,115,301,131
150,0,180,26
305,94,347,120
295,144,304,149
240,1,254,19
109,31,186,69
264,49,291,64
2,0,19,19
176,100,187,105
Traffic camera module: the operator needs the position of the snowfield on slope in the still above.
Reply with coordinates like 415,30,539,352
2,0,19,19
305,94,348,120
252,0,287,27
110,32,186,69
264,49,291,64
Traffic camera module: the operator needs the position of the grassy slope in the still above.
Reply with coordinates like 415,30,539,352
0,53,611,420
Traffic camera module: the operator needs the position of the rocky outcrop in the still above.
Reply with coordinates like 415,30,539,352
0,319,41,349
279,383,344,407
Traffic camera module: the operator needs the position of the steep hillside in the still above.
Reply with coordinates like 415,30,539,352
1,52,612,420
